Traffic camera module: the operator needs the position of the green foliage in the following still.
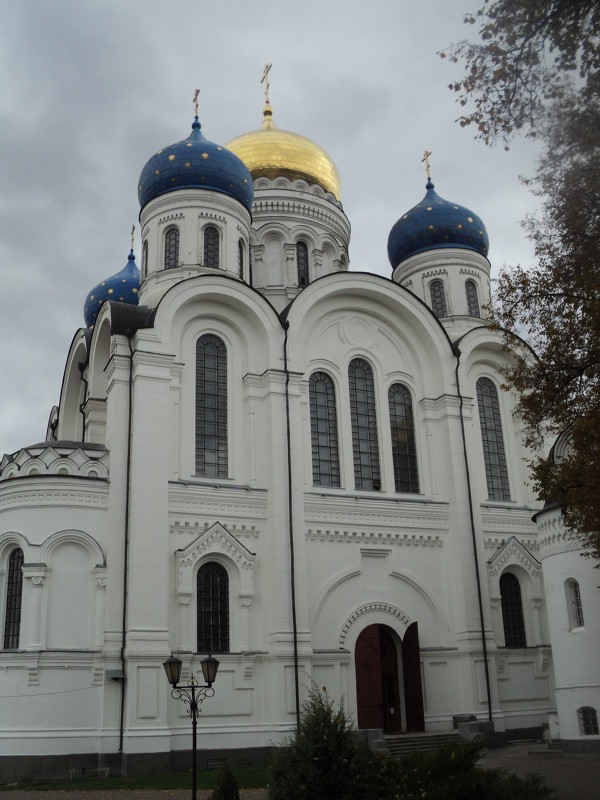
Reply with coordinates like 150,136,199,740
389,742,554,800
211,765,240,800
268,687,553,800
268,684,388,800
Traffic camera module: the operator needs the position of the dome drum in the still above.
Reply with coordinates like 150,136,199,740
138,191,252,307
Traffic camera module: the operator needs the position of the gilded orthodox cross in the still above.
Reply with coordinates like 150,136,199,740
261,63,272,103
194,88,200,117
130,224,135,251
422,150,432,180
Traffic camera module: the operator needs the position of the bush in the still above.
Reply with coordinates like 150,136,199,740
268,684,387,800
211,765,240,800
268,685,554,800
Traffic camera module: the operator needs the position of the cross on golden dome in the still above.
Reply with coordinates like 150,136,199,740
261,64,272,104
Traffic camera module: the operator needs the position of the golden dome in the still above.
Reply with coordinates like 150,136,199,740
226,101,342,201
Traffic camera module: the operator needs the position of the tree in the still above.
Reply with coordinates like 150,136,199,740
443,1,600,560
441,0,600,145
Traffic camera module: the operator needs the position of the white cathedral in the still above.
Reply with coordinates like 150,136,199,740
1,84,599,780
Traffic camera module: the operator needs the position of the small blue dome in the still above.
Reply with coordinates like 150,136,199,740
84,250,140,327
138,117,254,212
387,179,489,269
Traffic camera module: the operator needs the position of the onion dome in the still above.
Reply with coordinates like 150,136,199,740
138,117,253,212
387,178,489,269
83,250,140,327
226,99,342,201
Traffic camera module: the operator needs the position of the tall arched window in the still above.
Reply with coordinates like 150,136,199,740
500,572,526,648
197,562,229,653
195,334,227,478
388,383,419,493
476,377,510,501
297,242,309,287
309,372,340,488
430,279,448,317
349,358,380,490
238,239,244,278
565,579,585,629
164,226,180,269
3,548,24,650
204,225,219,268
465,280,480,317
142,240,148,279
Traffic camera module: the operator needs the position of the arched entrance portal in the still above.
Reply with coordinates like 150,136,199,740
355,622,425,733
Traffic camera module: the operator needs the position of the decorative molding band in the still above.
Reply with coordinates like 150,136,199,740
306,529,443,547
339,603,412,645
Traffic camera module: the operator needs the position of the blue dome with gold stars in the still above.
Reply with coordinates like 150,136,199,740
138,117,254,212
387,178,489,269
84,250,140,327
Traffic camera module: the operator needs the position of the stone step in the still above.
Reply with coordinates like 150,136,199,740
384,732,461,757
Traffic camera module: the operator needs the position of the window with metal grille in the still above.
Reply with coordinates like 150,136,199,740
430,279,448,317
238,239,244,278
197,562,229,653
500,572,526,648
297,242,309,286
388,383,419,493
476,377,510,501
309,371,340,487
578,706,599,736
195,334,227,478
164,226,179,269
566,579,585,629
204,226,219,268
465,279,480,317
3,548,24,650
349,358,381,490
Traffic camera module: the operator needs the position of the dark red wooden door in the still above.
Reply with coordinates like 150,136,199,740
355,625,384,729
380,626,402,732
402,621,425,732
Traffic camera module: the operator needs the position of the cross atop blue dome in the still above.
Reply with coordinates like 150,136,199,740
138,117,254,213
387,178,489,270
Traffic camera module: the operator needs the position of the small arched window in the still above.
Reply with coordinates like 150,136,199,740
297,242,309,287
577,706,599,736
348,358,380,491
238,239,244,278
309,372,340,488
195,334,227,478
142,240,148,279
476,377,510,501
465,280,480,317
3,548,24,650
500,572,526,648
565,579,585,629
197,562,229,653
204,226,219,268
164,226,180,269
430,279,448,317
388,383,419,493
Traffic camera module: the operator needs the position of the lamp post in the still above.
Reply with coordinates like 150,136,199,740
163,654,219,800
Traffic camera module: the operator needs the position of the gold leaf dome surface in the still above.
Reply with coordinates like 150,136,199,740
226,103,342,201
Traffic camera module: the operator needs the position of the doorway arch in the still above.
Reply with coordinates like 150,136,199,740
355,621,424,733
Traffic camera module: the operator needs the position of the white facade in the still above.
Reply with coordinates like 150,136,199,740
1,108,599,779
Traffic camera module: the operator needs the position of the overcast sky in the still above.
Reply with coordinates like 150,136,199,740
0,0,541,455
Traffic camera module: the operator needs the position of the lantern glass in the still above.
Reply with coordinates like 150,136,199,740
201,654,220,686
163,656,182,687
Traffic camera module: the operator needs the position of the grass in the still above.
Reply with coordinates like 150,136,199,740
0,763,271,792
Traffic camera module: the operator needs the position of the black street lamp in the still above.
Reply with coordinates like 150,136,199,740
163,654,220,800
